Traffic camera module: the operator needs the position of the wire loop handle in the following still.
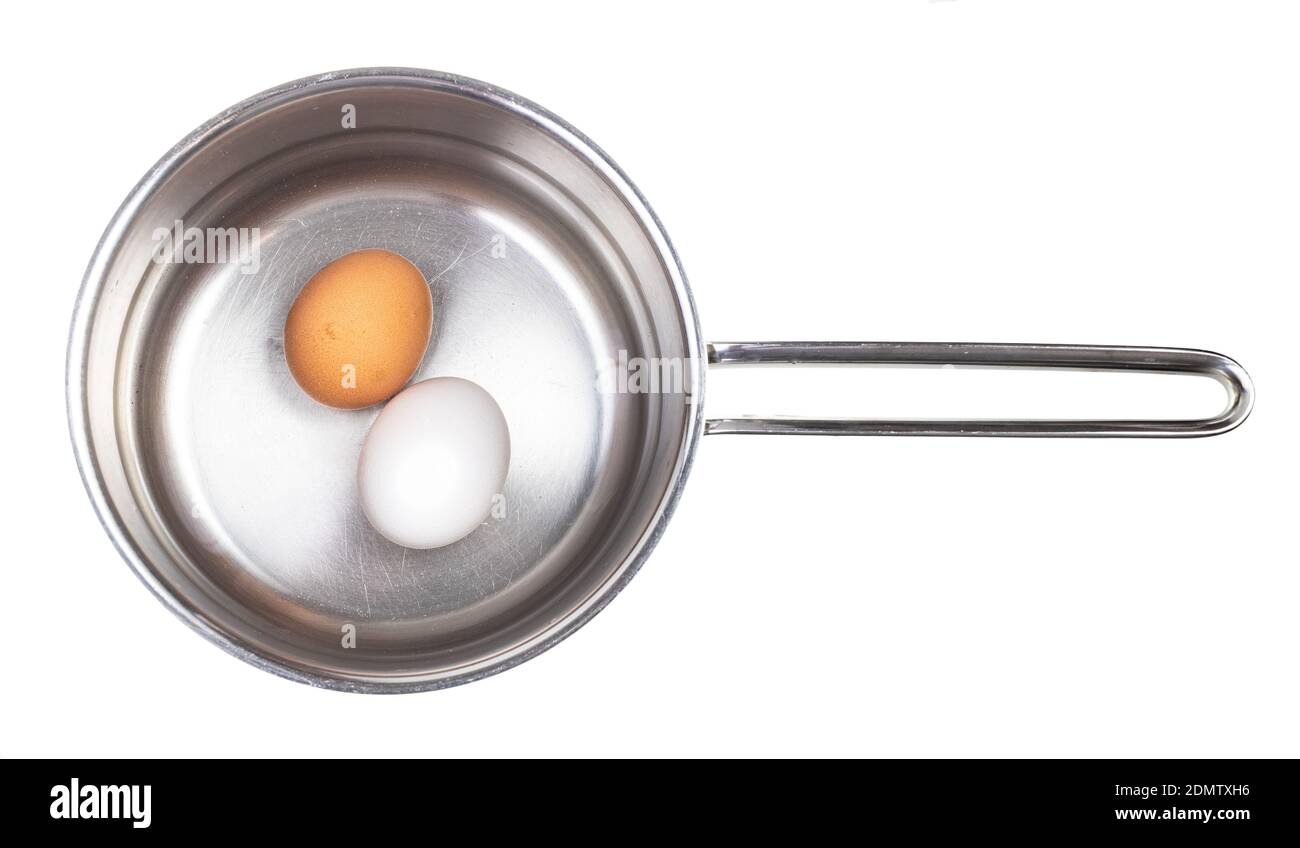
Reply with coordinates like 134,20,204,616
704,342,1253,437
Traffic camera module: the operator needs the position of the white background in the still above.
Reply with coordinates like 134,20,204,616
3,1,1297,757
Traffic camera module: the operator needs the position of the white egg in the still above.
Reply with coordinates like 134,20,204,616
358,377,510,549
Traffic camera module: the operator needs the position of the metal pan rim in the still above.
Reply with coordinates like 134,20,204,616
66,67,706,693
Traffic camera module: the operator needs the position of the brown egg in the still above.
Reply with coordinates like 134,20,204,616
284,249,433,409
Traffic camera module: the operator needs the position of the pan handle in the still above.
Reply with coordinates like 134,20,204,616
703,342,1253,437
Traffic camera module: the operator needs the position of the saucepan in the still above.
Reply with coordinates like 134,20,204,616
67,69,1253,692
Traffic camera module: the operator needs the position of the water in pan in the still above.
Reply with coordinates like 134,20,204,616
129,147,646,648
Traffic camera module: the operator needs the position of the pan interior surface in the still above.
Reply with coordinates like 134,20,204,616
72,72,701,690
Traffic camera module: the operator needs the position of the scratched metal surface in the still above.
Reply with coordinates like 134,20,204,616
69,70,704,690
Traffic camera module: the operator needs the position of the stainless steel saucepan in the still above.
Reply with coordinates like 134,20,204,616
67,69,1253,692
